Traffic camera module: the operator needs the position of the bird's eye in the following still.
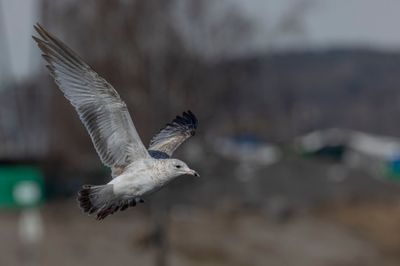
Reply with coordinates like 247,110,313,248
175,165,181,169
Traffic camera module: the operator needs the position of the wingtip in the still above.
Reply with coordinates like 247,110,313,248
32,23,48,43
31,35,40,43
33,23,44,35
32,23,41,40
183,110,198,127
32,23,58,44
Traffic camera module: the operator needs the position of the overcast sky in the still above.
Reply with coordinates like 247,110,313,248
3,0,400,81
235,0,400,51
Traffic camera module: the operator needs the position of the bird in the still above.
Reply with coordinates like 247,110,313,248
33,23,199,220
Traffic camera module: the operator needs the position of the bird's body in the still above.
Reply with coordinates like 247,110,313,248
110,158,192,197
111,159,166,198
33,24,199,220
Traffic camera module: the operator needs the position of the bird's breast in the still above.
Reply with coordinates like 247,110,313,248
110,164,167,197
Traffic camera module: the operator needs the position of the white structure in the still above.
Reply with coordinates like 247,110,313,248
296,128,400,178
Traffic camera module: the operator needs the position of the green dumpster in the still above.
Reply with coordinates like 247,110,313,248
0,165,44,209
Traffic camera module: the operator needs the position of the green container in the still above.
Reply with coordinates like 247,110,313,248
0,165,44,209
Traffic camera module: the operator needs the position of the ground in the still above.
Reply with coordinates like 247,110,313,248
1,200,400,266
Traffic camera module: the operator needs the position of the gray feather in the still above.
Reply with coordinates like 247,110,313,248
149,111,198,157
33,24,149,176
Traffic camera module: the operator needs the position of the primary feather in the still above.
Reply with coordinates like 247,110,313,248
149,111,198,158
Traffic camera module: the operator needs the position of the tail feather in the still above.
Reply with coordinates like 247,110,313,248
77,185,96,213
77,184,117,220
77,184,144,220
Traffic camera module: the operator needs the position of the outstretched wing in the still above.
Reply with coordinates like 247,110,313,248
148,111,198,158
33,23,149,174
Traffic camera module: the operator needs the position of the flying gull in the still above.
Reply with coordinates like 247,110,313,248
33,24,199,220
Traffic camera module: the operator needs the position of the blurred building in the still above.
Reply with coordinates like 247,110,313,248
296,128,400,181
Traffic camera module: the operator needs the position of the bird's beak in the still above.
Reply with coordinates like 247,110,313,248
188,169,200,177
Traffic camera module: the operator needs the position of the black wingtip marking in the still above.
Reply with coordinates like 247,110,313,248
155,110,198,134
148,110,199,153
173,110,198,129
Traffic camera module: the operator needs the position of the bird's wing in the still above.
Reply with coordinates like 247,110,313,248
148,111,198,158
33,24,149,175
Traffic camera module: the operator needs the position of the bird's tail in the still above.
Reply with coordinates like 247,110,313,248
77,184,117,220
77,184,141,220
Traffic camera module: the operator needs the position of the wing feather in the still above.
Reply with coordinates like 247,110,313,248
33,23,149,173
148,111,198,158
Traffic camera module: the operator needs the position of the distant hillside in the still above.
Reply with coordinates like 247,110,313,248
207,49,400,141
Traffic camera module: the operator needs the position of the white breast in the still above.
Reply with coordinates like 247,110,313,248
108,158,170,197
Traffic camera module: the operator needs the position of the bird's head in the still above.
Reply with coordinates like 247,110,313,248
165,158,200,178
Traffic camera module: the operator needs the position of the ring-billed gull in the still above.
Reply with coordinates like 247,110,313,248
33,24,199,220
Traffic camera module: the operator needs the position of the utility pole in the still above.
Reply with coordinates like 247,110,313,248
0,0,13,83
0,0,22,157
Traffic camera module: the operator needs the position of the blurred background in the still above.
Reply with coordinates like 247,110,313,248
3,0,400,265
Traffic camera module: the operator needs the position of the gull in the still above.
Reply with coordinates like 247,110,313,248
33,24,199,220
